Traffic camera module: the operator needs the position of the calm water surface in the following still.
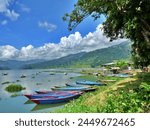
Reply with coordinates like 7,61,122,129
0,69,81,113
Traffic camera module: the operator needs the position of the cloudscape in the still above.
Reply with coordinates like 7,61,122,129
0,24,127,61
0,0,127,61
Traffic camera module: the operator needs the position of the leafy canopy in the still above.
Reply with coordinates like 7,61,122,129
63,0,150,67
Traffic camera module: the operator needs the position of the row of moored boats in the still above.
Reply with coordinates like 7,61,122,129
24,80,104,104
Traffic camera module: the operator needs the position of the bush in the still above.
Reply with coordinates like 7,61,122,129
5,84,26,92
98,82,150,113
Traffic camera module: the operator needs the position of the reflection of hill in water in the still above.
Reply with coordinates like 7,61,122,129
31,103,65,112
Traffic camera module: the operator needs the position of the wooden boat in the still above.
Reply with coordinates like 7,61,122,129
31,92,82,104
54,84,87,88
76,80,103,86
35,90,82,94
98,79,116,82
115,74,130,78
51,86,97,92
35,90,54,94
65,83,89,87
24,91,82,99
20,75,26,78
2,73,8,76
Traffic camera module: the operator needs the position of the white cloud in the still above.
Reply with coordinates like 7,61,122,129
0,24,128,61
0,20,8,25
38,21,57,32
0,45,18,59
0,0,20,21
0,0,10,12
5,9,20,21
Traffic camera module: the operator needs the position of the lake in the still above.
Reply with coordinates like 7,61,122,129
0,69,81,113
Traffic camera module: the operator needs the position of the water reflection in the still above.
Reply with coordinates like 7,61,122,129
24,99,34,104
31,103,65,112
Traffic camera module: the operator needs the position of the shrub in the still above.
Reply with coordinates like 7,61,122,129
5,84,26,92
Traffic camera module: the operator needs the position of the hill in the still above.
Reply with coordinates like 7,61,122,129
24,41,131,69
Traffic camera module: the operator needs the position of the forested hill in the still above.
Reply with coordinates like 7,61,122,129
24,41,131,69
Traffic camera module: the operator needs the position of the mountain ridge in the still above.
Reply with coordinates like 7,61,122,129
23,41,131,69
0,41,131,69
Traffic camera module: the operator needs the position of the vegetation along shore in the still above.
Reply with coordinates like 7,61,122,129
56,68,150,113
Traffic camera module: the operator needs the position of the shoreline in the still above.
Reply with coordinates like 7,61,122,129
56,72,150,113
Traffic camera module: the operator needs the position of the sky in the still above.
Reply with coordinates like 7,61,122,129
0,0,127,61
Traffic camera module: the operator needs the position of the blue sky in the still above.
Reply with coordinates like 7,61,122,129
0,0,104,48
0,0,126,60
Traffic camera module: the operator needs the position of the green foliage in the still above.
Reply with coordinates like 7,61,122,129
57,73,150,113
98,73,150,113
137,72,150,81
114,60,128,69
56,87,107,113
63,0,150,67
99,82,150,113
26,42,131,68
5,84,26,93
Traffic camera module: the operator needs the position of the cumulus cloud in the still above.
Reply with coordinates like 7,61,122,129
38,21,57,32
5,9,20,20
0,45,18,59
0,24,128,61
0,0,20,21
0,0,10,12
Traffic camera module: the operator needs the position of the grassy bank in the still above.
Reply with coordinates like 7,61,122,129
56,72,150,113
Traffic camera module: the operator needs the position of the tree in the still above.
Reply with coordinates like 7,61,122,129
63,0,150,67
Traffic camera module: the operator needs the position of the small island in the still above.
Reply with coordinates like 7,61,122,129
5,84,26,93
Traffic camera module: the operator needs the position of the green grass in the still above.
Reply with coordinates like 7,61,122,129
5,84,26,93
98,81,150,112
56,72,150,113
56,85,112,113
56,92,100,113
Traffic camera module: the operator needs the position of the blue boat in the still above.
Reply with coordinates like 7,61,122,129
115,74,130,78
66,83,87,87
31,92,82,104
76,80,103,86
24,91,82,99
35,90,54,94
51,86,96,92
54,85,89,88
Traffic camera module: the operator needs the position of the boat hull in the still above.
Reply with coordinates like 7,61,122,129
65,83,86,87
24,91,82,99
51,87,96,92
31,93,82,104
76,80,102,86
